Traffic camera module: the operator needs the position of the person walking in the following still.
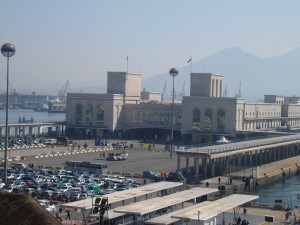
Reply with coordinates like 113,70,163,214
218,177,221,184
65,209,71,220
56,211,62,221
206,181,209,188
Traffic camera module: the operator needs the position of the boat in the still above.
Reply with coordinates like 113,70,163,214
34,107,49,112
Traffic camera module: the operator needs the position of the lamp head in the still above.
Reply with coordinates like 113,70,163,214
169,67,178,77
1,43,15,57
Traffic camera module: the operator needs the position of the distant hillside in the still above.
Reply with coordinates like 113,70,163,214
141,47,300,102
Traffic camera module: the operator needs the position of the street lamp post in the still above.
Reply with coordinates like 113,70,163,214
169,67,178,158
1,43,16,184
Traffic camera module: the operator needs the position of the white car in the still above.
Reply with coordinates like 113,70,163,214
38,200,56,213
0,182,5,189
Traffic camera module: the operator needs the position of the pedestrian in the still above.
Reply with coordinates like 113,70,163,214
237,216,241,225
84,142,88,149
56,211,62,221
218,177,221,184
65,209,71,220
143,178,147,185
206,181,209,188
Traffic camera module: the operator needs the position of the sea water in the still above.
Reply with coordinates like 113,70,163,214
0,109,65,136
252,174,300,208
0,108,65,123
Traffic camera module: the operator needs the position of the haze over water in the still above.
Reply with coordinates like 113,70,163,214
0,109,65,124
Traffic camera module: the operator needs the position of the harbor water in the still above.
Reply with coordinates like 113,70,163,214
0,109,65,136
0,108,65,124
249,174,300,209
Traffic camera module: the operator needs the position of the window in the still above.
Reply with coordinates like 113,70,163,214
192,108,200,130
86,104,93,122
217,109,225,131
75,104,82,123
204,108,213,131
96,104,104,121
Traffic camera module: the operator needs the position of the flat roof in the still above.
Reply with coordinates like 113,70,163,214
145,202,211,225
62,181,183,210
113,187,218,216
89,210,126,220
171,194,259,222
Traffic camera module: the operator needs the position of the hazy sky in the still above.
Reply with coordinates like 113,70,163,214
1,1,300,95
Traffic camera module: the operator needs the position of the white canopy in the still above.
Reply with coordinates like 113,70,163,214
216,136,230,143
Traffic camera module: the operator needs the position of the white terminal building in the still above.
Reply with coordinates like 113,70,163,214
65,71,300,144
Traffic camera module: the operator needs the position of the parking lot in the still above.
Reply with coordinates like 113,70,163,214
1,139,181,175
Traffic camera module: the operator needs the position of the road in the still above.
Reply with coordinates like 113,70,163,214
1,141,184,174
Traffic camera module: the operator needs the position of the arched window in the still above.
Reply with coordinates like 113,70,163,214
204,108,212,131
75,104,82,123
86,104,93,122
97,104,104,121
192,108,200,130
217,109,225,131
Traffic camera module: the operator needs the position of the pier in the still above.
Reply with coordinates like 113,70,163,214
176,134,300,179
0,121,65,137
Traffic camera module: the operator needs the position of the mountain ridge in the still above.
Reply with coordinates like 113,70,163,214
141,47,300,101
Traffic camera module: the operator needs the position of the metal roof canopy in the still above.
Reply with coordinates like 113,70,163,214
113,187,218,216
144,202,212,225
171,194,259,222
89,210,126,220
61,181,183,210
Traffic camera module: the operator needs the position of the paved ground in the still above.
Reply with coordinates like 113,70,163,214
3,139,300,224
2,139,181,174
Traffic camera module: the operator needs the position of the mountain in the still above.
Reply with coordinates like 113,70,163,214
141,47,300,102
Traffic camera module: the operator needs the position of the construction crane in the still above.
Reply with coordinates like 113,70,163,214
180,80,186,99
161,81,167,101
59,80,71,102
234,81,242,98
223,85,228,97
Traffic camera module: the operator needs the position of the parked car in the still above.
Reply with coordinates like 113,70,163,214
106,155,118,161
11,163,27,170
38,200,56,212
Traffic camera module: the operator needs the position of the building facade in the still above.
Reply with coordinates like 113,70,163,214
66,71,300,143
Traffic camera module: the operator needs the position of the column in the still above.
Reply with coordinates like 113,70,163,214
249,151,253,168
194,157,200,178
29,126,33,136
210,158,215,178
15,127,18,136
185,157,190,174
177,154,181,172
48,127,53,135
225,156,230,175
254,150,258,167
202,157,208,179
237,154,242,171
22,126,26,136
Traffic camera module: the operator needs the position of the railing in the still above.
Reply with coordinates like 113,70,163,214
0,120,65,125
175,133,300,155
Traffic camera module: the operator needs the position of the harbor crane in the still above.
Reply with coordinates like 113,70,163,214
59,80,71,102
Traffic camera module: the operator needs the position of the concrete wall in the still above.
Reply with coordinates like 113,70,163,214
190,73,223,98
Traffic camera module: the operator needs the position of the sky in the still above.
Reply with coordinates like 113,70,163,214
1,1,300,96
